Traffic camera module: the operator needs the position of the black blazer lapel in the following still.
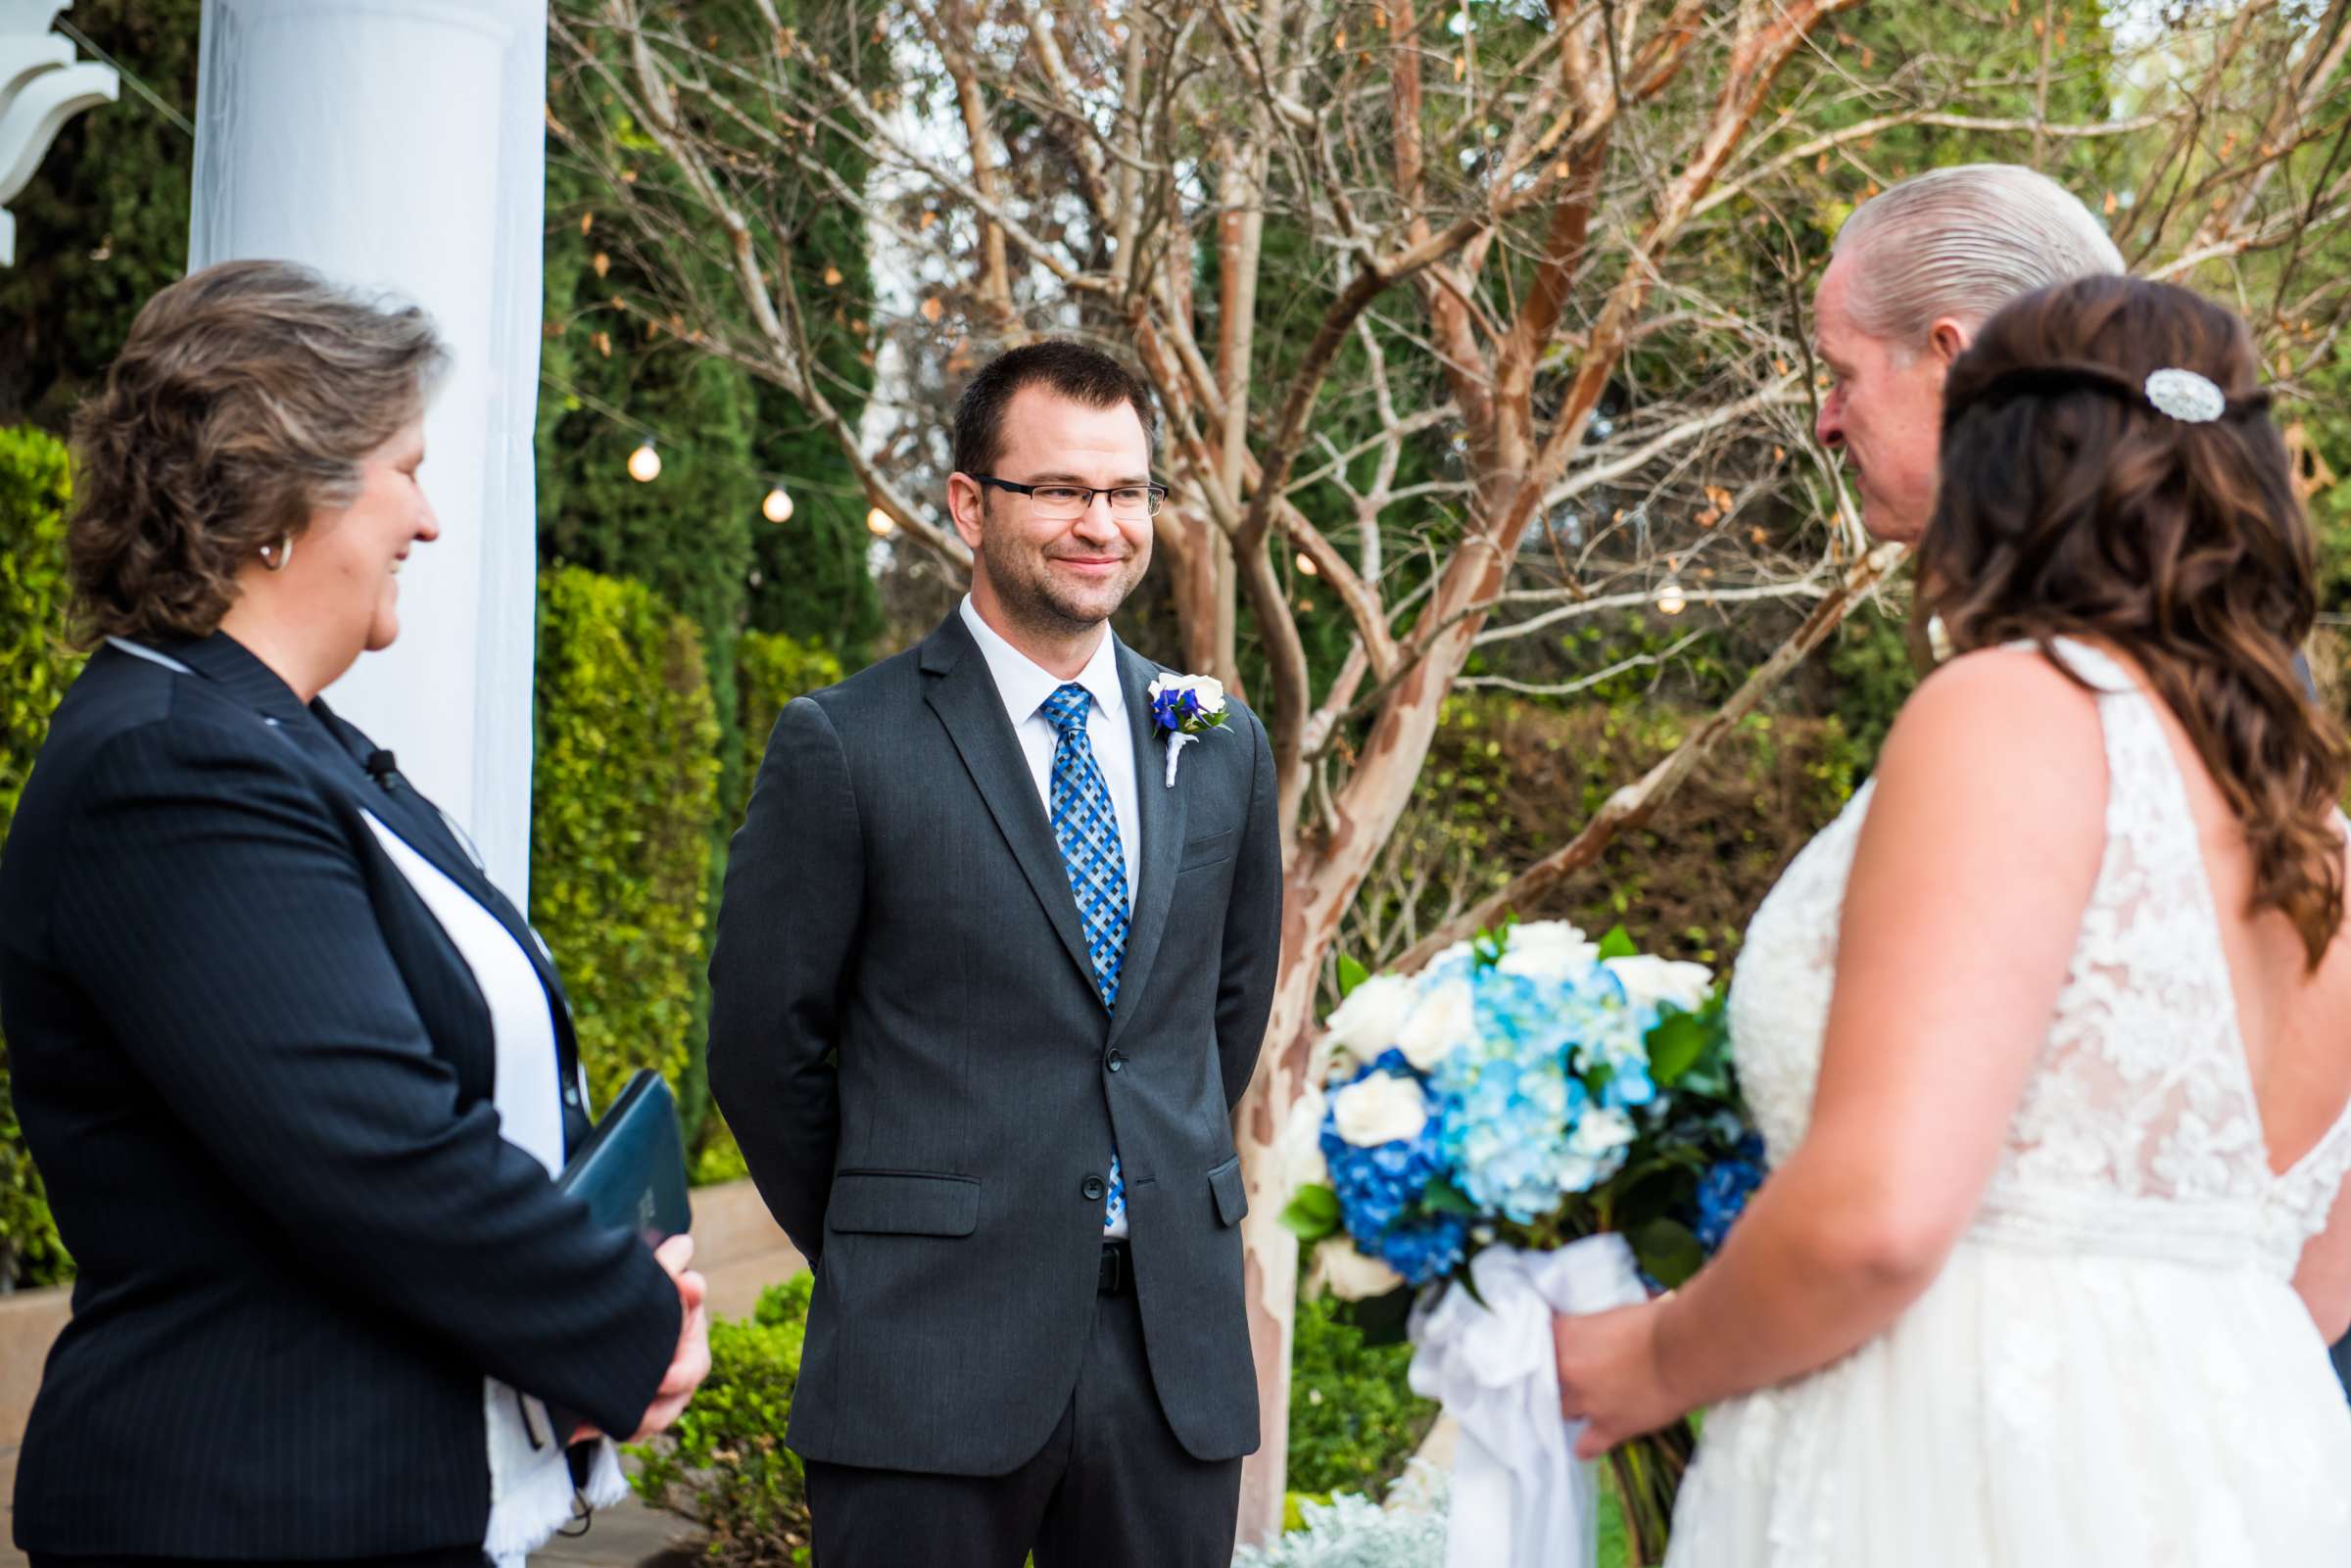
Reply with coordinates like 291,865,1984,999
1103,641,1185,1051
919,615,1102,1006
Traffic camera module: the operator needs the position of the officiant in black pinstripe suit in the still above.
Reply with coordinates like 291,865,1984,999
0,261,709,1568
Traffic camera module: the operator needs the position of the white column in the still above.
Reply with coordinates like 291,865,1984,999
190,0,546,900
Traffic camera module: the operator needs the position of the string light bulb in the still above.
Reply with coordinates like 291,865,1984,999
1295,551,1319,576
762,486,795,524
866,506,896,537
1655,576,1688,616
627,441,662,483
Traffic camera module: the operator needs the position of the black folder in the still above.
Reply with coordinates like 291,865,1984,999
557,1069,693,1246
543,1070,694,1449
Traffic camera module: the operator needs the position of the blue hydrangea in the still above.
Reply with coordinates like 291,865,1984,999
1426,965,1652,1220
1371,1212,1469,1286
1320,1052,1448,1247
1694,1134,1766,1253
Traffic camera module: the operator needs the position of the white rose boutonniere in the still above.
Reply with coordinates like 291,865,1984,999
1147,672,1229,786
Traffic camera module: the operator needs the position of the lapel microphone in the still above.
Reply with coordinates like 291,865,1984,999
362,748,401,792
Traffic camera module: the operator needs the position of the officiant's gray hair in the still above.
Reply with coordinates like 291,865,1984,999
1833,165,2125,350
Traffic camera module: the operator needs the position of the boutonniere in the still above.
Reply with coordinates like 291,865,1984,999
1148,672,1229,786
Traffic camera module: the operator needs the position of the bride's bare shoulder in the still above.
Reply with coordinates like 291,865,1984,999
1883,643,2107,771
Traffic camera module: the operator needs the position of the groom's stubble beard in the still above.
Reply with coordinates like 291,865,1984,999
974,494,1150,641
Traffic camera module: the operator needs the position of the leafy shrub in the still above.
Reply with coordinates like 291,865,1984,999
0,426,79,1290
630,1272,816,1567
530,566,722,1114
1286,1291,1441,1499
1235,1486,1452,1567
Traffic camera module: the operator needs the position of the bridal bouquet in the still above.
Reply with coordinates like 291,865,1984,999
1279,921,1761,1568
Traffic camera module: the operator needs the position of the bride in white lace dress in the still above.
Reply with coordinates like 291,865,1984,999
1553,275,2351,1564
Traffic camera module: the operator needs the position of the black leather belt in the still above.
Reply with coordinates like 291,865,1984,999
1098,1240,1134,1295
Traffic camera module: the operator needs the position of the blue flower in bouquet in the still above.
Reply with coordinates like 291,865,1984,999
1694,1133,1767,1252
1371,1212,1468,1286
1320,1052,1450,1256
1428,962,1647,1221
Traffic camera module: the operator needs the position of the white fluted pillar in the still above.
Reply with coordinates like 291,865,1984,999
190,0,546,899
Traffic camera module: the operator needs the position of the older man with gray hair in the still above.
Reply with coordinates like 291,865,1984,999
1811,162,2125,543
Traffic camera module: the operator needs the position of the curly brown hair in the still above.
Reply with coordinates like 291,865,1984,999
1919,275,2345,966
67,260,449,643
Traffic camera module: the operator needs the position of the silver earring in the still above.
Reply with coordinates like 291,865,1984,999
260,535,294,572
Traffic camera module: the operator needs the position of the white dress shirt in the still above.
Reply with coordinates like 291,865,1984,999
958,594,1143,897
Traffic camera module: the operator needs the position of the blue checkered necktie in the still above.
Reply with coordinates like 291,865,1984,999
1039,682,1128,1233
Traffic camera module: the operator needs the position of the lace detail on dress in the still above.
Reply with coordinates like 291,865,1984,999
1723,638,2351,1277
1672,636,2351,1568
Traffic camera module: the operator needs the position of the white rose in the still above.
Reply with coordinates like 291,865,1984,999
1277,1082,1331,1192
1395,975,1476,1071
1329,1071,1430,1147
1308,1237,1407,1302
1149,672,1227,716
1606,954,1714,1016
1496,920,1600,981
1323,973,1417,1068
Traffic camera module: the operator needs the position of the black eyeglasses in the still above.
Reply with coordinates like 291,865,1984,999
971,475,1168,520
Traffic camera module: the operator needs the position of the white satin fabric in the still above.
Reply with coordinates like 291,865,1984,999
1409,1236,1649,1568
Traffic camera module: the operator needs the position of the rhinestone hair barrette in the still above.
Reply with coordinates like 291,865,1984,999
2142,367,2229,423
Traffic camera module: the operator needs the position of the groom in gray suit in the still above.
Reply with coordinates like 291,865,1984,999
708,341,1283,1566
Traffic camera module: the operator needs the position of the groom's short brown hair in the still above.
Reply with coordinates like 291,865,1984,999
951,340,1157,479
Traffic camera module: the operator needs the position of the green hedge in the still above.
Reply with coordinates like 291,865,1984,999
732,630,845,826
530,565,722,1117
0,427,78,1290
687,627,848,1186
631,1272,816,1567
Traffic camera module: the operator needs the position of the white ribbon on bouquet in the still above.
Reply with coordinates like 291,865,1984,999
1407,1235,1650,1568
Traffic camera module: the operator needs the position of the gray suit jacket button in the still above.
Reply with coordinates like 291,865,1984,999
1080,1175,1108,1202
1106,1051,1126,1072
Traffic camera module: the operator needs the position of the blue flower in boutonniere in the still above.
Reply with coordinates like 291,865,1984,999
1148,672,1229,786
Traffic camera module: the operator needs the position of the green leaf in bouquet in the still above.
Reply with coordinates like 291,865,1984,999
1645,1010,1713,1087
1584,1059,1617,1101
1607,1151,1704,1212
1598,925,1640,962
1280,1183,1344,1243
1419,1177,1479,1217
1631,1217,1707,1291
1458,1265,1492,1312
1673,1059,1738,1102
1335,952,1371,999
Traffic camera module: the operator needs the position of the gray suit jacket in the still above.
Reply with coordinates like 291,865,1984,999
707,610,1282,1473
